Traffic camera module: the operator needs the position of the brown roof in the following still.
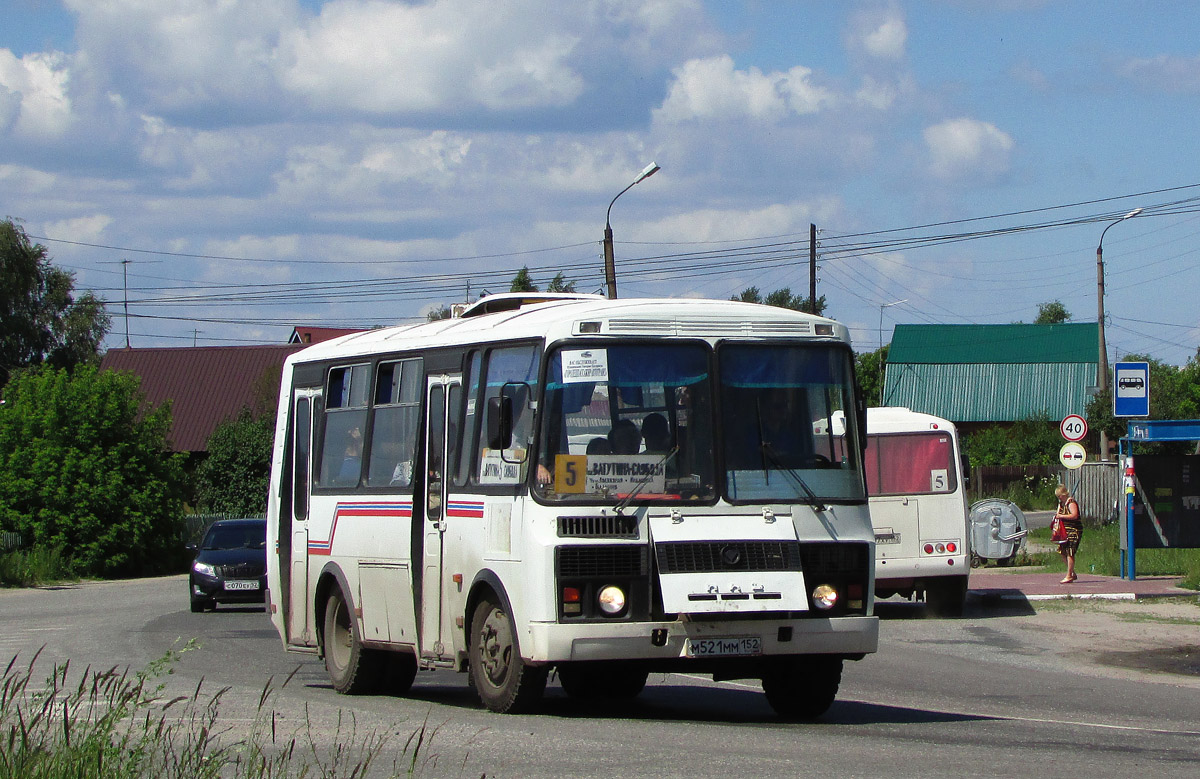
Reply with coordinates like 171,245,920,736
289,326,366,344
100,345,304,453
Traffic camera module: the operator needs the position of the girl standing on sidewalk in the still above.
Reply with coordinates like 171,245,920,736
1054,485,1083,583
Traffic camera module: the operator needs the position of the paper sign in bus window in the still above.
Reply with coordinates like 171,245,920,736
930,469,948,492
562,349,609,384
586,455,666,495
479,449,523,484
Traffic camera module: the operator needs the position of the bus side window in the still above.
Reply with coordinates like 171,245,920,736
316,363,370,488
366,359,422,488
454,351,481,486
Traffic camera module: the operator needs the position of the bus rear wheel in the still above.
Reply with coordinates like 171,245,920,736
469,597,547,713
557,662,649,699
924,576,968,618
323,586,382,694
761,656,842,720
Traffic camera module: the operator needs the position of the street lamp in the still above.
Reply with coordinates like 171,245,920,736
1096,207,1143,461
878,299,907,404
603,162,660,299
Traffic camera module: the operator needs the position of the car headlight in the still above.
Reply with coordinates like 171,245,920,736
811,584,839,610
597,585,626,615
192,562,216,578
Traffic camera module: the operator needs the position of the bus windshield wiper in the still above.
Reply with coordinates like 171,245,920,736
613,447,679,516
760,442,827,512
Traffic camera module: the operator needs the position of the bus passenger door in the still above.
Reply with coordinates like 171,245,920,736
420,375,458,659
287,390,318,647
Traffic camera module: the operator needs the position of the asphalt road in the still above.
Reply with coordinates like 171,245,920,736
2,575,1198,778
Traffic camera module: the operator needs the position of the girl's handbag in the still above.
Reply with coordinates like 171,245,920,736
1051,517,1068,544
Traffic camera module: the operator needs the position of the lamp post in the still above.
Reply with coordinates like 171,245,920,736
878,299,906,404
603,162,660,299
1096,207,1143,461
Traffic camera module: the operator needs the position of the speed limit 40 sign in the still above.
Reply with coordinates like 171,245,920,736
1060,414,1088,442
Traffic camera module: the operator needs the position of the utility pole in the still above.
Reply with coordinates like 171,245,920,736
808,224,817,314
121,259,131,348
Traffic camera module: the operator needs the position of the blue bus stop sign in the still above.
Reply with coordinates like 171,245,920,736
1113,361,1150,418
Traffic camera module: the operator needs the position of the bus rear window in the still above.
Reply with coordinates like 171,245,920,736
865,432,956,495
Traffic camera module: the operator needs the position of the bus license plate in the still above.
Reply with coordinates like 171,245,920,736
224,580,260,591
686,636,762,658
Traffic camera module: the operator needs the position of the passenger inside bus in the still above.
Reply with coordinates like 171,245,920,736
641,413,671,453
607,419,641,454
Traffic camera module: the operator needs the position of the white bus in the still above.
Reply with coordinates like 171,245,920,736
862,407,970,616
266,293,878,718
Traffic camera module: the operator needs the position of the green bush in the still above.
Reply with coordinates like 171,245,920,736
0,366,188,578
195,409,275,517
1027,524,1200,588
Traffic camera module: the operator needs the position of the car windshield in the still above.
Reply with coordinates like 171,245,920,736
718,344,865,503
535,343,716,503
202,524,266,550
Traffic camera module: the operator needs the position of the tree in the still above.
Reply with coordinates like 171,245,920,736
731,286,827,316
510,267,538,293
1034,300,1071,325
546,272,577,293
196,409,275,516
855,345,889,406
426,305,453,321
1,218,110,388
0,365,188,577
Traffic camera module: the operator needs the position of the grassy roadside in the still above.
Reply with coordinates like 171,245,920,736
1021,523,1200,590
0,645,465,778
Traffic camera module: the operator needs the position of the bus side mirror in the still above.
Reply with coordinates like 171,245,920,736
487,396,513,450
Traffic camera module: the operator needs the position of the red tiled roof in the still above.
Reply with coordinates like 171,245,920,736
289,326,366,344
100,345,304,453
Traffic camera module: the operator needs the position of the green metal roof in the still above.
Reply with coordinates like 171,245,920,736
882,362,1097,422
888,323,1099,364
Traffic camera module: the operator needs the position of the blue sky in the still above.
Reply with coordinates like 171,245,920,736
3,0,1199,366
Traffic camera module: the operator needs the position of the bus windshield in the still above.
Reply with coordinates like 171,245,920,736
535,343,716,503
718,344,865,504
535,341,864,506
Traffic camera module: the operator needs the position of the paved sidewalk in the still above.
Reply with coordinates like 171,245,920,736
968,567,1197,602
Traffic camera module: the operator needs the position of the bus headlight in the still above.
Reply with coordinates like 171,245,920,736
597,585,626,615
811,584,838,610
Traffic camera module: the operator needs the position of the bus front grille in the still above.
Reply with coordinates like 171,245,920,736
797,542,870,580
655,541,802,573
557,515,639,538
556,545,648,577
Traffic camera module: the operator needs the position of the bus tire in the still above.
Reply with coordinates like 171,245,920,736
382,651,419,695
761,655,842,720
557,662,649,699
322,586,381,695
925,576,968,618
469,597,547,713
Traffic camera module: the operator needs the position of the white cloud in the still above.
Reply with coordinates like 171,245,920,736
862,16,907,60
1118,54,1200,94
41,214,113,243
654,55,835,123
923,117,1014,180
278,0,584,113
0,50,72,138
847,6,907,61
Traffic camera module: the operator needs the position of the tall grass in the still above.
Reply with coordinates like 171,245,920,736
1027,523,1200,589
0,645,474,778
0,547,75,588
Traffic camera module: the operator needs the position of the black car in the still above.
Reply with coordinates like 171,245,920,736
188,518,267,612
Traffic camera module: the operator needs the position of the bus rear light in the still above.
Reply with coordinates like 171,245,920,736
945,542,957,553
935,543,946,553
923,543,935,554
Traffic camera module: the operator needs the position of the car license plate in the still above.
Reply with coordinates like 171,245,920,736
224,580,259,591
686,636,762,658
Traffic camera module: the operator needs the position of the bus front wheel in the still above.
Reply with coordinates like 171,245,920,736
469,597,547,713
322,587,381,695
761,656,842,720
